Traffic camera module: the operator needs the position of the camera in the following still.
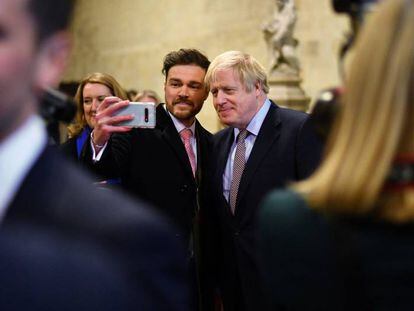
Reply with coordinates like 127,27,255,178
332,0,380,16
39,88,76,124
39,87,76,144
332,0,382,29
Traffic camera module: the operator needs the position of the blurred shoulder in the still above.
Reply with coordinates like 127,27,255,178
261,189,308,222
260,189,324,236
275,105,309,124
36,148,179,241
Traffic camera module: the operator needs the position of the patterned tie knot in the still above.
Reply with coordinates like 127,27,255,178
180,128,193,141
237,129,248,143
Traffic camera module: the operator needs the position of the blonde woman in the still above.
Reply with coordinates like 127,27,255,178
61,72,127,161
259,0,414,309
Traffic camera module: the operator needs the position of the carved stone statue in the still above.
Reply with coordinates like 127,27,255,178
262,0,300,77
262,0,309,111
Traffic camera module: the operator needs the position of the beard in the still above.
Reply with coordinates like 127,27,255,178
168,100,202,125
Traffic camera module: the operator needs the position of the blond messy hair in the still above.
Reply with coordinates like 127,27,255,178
205,50,269,94
294,0,414,223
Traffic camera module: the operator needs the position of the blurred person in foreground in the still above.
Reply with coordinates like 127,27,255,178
0,0,188,309
259,0,414,310
61,72,128,162
204,50,322,311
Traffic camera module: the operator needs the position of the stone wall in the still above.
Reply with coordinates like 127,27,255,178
64,0,349,133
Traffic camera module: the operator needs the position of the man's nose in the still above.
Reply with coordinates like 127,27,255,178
216,90,226,105
178,85,189,98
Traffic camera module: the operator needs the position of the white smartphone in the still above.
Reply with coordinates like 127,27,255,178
114,102,156,128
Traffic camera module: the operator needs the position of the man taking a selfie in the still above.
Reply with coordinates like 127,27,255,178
82,48,213,310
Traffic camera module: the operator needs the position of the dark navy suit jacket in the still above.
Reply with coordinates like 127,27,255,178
206,102,323,311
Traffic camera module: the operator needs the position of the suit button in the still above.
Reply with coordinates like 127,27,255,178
180,184,189,193
234,231,239,237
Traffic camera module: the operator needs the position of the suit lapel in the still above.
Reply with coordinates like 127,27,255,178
194,121,208,185
5,147,57,222
214,129,234,215
216,128,234,189
236,104,281,207
157,105,196,180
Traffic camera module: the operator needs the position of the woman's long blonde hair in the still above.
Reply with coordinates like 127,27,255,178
294,0,414,222
67,72,127,138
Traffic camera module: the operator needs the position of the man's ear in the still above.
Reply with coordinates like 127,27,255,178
34,31,72,90
255,81,261,97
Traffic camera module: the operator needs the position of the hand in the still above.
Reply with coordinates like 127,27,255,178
92,96,134,147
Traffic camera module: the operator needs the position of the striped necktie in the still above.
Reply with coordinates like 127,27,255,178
229,129,248,214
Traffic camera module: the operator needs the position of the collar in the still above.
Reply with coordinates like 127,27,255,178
233,98,271,139
164,104,196,134
0,115,47,219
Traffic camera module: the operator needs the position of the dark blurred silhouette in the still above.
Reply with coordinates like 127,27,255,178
309,87,343,142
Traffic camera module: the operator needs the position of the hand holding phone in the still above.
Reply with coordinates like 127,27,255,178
91,97,134,148
113,102,156,128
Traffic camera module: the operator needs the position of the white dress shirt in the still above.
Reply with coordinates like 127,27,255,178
0,115,47,221
222,99,271,202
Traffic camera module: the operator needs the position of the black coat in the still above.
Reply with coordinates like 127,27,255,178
60,135,78,161
82,104,212,242
207,102,323,311
81,104,213,309
60,134,119,183
60,127,91,162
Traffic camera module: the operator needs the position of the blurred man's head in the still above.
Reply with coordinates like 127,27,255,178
28,0,75,43
0,0,74,140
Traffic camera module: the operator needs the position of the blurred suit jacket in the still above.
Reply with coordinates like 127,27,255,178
0,223,136,311
2,147,189,311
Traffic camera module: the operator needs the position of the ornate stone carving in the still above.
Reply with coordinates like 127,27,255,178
262,0,300,77
262,0,310,111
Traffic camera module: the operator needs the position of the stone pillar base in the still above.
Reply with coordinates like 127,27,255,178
267,75,310,112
